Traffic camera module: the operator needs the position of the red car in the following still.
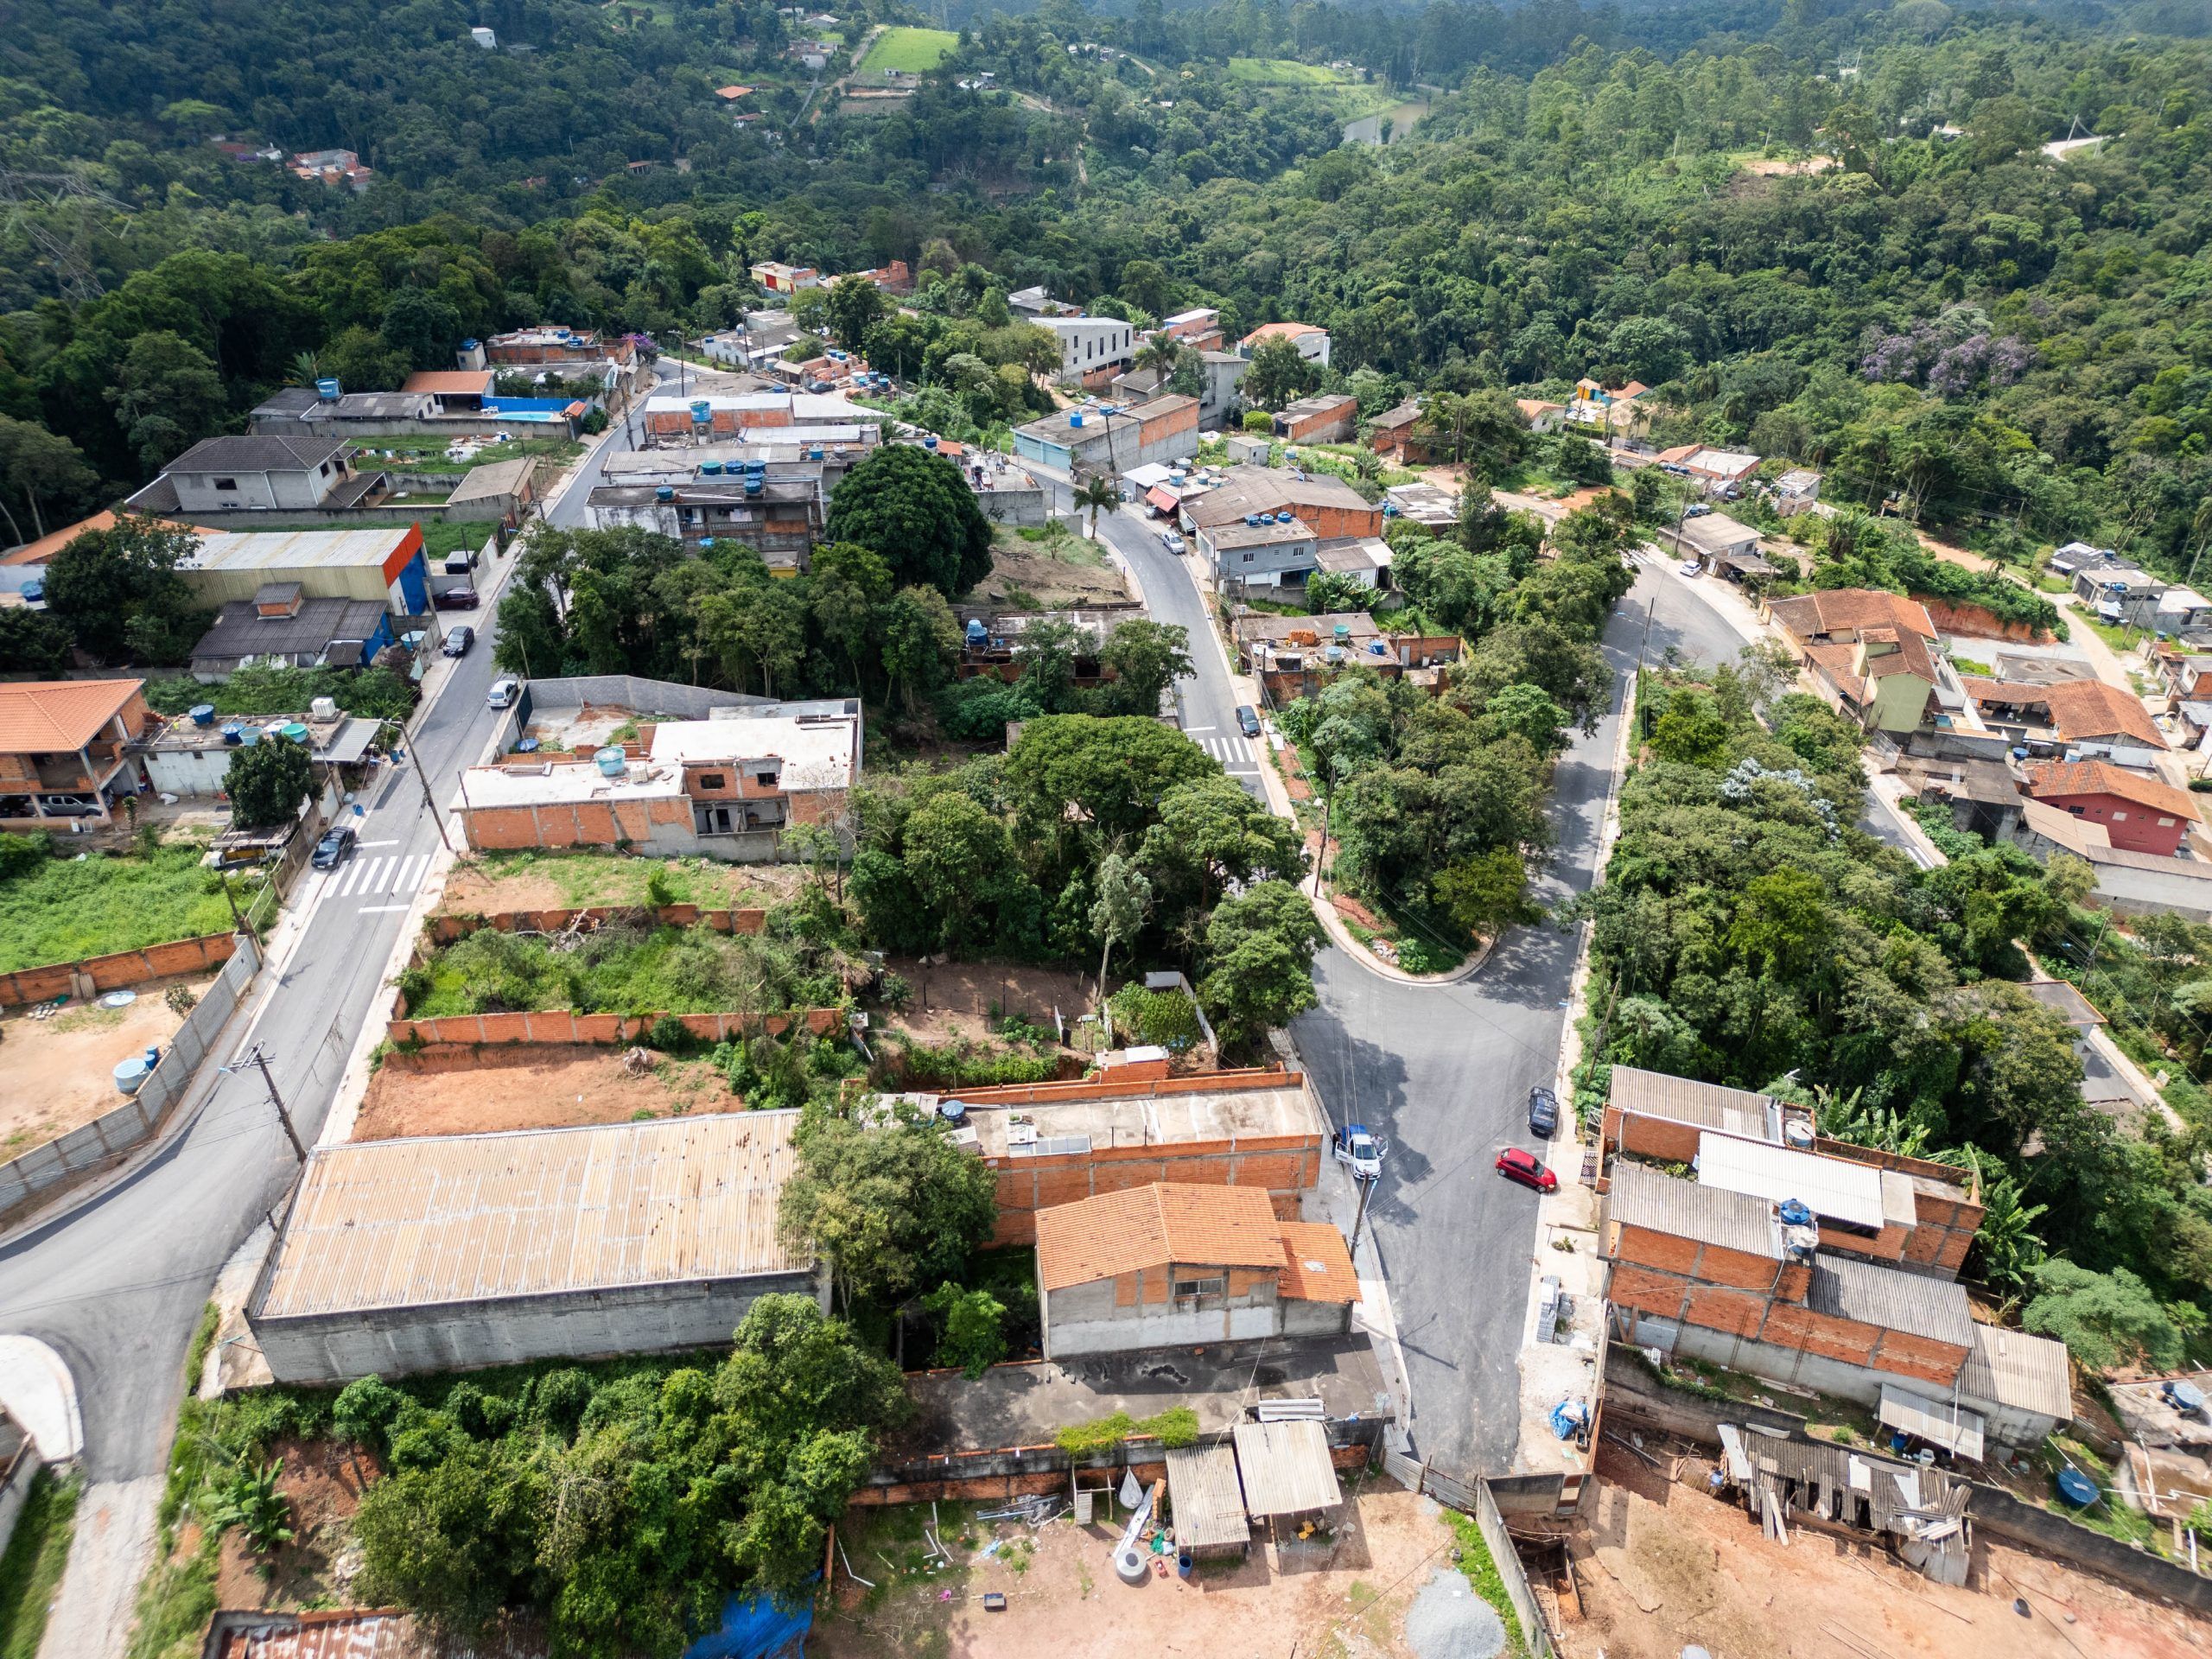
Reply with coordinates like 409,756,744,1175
1495,1147,1558,1193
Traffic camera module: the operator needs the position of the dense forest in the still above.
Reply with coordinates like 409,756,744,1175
4,0,2210,582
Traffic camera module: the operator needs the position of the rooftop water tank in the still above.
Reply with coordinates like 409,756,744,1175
238,727,260,747
1783,1118,1815,1150
938,1097,967,1125
924,435,938,450
701,459,723,475
656,486,676,501
690,399,712,423
1244,513,1262,527
1333,623,1351,641
220,722,244,745
1275,510,1293,524
188,703,216,727
309,696,338,721
1070,412,1085,428
315,378,342,401
1324,645,1345,663
808,447,824,461
277,722,308,743
1777,1198,1814,1228
745,474,764,496
965,619,988,645
594,746,627,778
1382,501,1401,517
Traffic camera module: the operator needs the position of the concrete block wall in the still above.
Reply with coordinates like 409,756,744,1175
0,932,258,1219
252,1269,824,1383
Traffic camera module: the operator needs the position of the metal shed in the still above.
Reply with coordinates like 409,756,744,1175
1166,1445,1250,1557
1878,1384,1987,1461
1232,1420,1342,1519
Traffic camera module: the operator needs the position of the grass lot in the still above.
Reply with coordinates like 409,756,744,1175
401,921,837,1020
857,25,956,74
0,1471,79,1659
442,850,797,911
349,433,583,477
0,841,265,974
1225,56,1399,120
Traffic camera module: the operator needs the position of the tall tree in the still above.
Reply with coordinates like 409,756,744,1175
823,446,993,599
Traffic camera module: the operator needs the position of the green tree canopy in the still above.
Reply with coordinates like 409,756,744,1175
823,445,994,599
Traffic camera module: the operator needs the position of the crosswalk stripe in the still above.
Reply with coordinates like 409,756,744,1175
332,860,362,899
352,857,385,897
398,853,429,891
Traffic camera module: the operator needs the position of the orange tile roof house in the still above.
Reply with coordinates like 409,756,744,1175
2024,759,2202,856
1961,675,2168,759
1034,1182,1356,1357
1239,321,1332,367
0,679,156,828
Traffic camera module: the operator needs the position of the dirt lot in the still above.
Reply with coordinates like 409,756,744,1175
1561,1444,2211,1659
0,973,213,1155
817,1484,1493,1659
436,851,810,915
353,1045,741,1140
213,1435,374,1611
876,957,1100,1052
973,526,1132,611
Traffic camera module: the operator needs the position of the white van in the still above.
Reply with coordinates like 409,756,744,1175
487,677,518,709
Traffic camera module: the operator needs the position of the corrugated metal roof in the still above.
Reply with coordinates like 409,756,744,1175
1166,1445,1250,1550
189,527,416,573
1607,1161,1780,1259
1879,1384,1986,1461
1808,1256,1974,1349
1232,1420,1342,1516
257,1114,805,1319
1698,1132,1888,1230
1958,1323,2073,1422
1608,1067,1778,1142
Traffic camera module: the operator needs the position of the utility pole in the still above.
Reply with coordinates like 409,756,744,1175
235,1043,308,1164
398,718,456,855
1349,1170,1377,1257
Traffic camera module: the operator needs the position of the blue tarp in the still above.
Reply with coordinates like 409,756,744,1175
682,1595,810,1659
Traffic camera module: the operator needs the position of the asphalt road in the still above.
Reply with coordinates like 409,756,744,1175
0,397,646,1491
1291,566,1748,1477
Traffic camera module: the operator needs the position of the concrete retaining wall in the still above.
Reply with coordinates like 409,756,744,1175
0,931,259,1220
0,931,238,1007
1473,1477,1554,1658
972,485,1048,527
0,1444,44,1560
252,1268,823,1383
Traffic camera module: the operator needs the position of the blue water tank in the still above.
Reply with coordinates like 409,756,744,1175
965,619,988,645
1070,412,1085,428
220,722,244,745
315,378,341,401
745,474,764,496
594,746,627,778
19,581,40,602
808,446,823,461
1276,510,1293,524
189,704,216,726
923,435,938,450
701,460,723,475
1244,513,1262,528
656,485,676,501
690,399,712,423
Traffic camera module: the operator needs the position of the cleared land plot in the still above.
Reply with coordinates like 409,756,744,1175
437,852,809,915
349,434,583,476
0,974,211,1155
816,1484,1478,1659
1566,1443,2209,1659
973,524,1131,610
354,1046,740,1139
856,25,956,73
0,845,258,974
1224,56,1399,120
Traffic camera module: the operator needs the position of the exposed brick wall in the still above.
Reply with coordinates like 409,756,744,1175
0,931,236,1007
1613,1224,1702,1275
390,1006,842,1048
1602,1107,1707,1165
429,906,768,943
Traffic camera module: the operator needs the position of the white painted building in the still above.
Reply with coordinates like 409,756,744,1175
1034,316,1135,382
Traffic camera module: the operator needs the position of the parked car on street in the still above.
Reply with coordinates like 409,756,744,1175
442,625,474,658
1332,1122,1383,1181
487,677,519,709
1677,558,1702,577
1682,503,1713,518
1236,705,1261,739
1526,1086,1560,1139
1495,1147,1558,1192
1160,530,1187,554
435,586,479,610
311,826,357,869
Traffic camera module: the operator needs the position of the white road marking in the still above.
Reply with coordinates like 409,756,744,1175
356,904,412,914
358,839,398,848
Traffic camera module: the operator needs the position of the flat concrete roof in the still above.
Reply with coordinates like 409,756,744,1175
895,1336,1386,1454
464,711,858,804
256,1113,805,1320
893,1081,1321,1158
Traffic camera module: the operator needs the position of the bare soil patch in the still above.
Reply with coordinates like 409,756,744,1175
354,1045,741,1140
0,973,212,1156
436,852,810,916
975,528,1133,610
1562,1443,2210,1659
1738,154,1838,176
213,1435,377,1611
875,957,1097,1049
816,1483,1466,1659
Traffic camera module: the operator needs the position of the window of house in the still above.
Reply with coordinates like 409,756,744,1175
2159,816,2176,826
1173,1276,1224,1300
1242,552,1254,563
754,770,777,786
318,461,330,475
2112,810,2129,821
213,477,238,492
696,772,727,790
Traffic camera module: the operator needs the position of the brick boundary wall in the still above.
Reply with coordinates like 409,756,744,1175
0,931,238,1007
390,1005,844,1049
427,904,768,944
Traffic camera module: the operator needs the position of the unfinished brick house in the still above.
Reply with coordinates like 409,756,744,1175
459,701,860,862
898,1059,1327,1246
1597,1070,2070,1452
